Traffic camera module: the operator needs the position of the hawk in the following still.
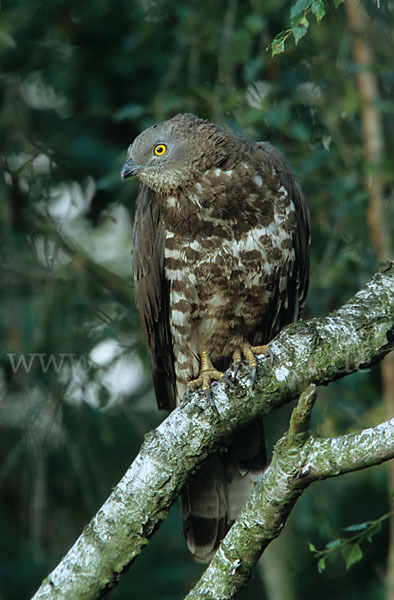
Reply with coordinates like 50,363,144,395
121,113,310,562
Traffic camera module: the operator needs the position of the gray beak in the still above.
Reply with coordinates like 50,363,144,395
120,159,144,180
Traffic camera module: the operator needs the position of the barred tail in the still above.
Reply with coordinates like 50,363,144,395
181,420,266,562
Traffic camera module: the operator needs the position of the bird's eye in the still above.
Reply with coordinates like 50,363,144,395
153,144,167,156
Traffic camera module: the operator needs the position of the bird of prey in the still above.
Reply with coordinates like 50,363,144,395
121,113,310,562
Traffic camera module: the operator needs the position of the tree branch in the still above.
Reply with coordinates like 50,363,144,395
32,262,394,600
185,414,394,600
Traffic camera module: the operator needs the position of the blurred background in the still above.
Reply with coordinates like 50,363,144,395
0,0,393,598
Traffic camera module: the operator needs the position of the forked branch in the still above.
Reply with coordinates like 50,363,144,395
32,262,393,600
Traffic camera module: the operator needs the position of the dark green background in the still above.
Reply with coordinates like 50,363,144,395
1,1,393,598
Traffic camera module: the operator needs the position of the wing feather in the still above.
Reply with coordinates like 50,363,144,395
132,184,176,410
256,142,310,337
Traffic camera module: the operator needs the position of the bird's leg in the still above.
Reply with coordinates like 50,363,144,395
232,343,273,387
232,348,242,377
187,350,235,402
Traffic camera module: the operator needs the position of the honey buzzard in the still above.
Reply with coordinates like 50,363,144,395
121,113,310,561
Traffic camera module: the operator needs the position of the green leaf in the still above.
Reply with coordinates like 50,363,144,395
342,543,363,570
326,538,342,549
366,521,382,542
333,0,345,7
269,36,286,56
342,522,369,532
293,17,309,45
317,557,326,573
290,0,312,21
308,542,317,552
311,0,326,21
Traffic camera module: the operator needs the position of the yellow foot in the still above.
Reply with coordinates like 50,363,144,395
187,350,235,402
232,343,273,387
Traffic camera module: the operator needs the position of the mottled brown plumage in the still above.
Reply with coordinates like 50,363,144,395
122,113,310,561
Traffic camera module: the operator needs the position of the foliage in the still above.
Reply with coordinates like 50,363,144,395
0,0,393,598
267,0,336,55
309,510,394,573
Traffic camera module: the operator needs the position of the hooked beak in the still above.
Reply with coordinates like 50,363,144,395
120,159,144,180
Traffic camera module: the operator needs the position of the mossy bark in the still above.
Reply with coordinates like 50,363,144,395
185,418,394,600
32,262,394,600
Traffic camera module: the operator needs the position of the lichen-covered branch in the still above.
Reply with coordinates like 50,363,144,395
31,262,394,600
185,415,394,600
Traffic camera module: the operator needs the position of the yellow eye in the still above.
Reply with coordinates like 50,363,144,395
153,143,167,156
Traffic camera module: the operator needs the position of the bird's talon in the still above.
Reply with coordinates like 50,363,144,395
187,350,234,403
233,361,241,377
204,388,212,403
232,348,242,377
252,344,272,361
187,377,203,394
222,375,236,388
234,343,272,387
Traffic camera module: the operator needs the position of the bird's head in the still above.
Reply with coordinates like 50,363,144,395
121,113,230,194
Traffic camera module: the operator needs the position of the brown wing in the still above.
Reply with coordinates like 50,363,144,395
256,142,310,339
132,183,176,411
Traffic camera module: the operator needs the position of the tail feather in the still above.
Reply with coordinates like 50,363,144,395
181,454,228,562
181,420,266,562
